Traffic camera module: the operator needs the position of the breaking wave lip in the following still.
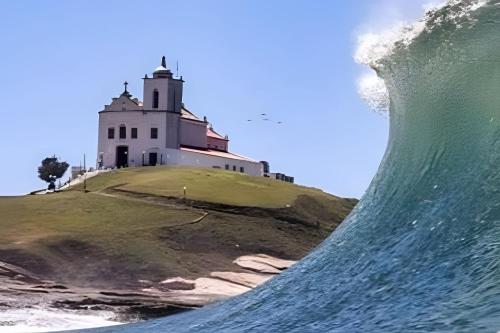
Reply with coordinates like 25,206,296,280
355,0,489,68
355,0,489,114
356,70,389,115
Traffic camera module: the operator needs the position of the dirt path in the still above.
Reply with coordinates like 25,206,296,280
90,191,209,226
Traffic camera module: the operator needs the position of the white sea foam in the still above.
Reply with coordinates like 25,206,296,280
354,4,429,114
354,20,426,68
354,0,489,113
0,308,122,333
356,71,389,116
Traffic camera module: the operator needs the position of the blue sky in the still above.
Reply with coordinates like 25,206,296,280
0,0,431,197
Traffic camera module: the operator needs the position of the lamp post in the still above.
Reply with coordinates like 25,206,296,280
83,173,87,193
142,150,146,166
183,186,187,199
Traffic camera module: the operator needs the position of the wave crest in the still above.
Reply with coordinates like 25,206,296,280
355,0,490,113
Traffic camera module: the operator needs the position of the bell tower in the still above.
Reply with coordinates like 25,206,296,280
143,56,183,113
142,56,184,149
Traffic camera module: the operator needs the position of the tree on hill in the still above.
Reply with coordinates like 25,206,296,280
38,156,69,191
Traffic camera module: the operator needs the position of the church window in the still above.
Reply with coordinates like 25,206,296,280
151,127,158,139
131,128,138,139
225,164,229,170
108,127,115,139
119,125,126,139
233,165,236,171
240,167,244,173
153,90,159,109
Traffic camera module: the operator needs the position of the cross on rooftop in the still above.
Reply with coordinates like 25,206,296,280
121,81,132,97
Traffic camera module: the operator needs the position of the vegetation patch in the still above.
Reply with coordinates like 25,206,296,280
0,167,357,289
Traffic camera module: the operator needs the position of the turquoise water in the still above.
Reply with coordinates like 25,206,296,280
73,1,500,332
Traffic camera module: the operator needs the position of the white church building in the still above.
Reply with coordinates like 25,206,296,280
97,57,263,176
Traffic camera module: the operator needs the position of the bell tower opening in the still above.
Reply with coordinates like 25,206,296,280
143,56,184,112
153,89,159,109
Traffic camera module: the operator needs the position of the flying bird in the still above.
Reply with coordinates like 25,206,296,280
261,113,267,116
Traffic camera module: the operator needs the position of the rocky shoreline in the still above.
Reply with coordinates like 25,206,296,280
0,254,296,326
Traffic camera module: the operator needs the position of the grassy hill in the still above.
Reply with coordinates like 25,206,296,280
0,166,357,289
79,166,345,208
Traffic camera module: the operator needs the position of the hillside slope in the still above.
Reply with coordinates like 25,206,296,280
0,167,357,290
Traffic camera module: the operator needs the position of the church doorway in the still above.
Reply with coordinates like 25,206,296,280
116,146,128,168
149,152,158,166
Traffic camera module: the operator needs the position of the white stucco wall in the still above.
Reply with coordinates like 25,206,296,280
103,95,141,112
98,111,262,176
143,78,169,110
180,119,207,148
98,111,167,168
164,148,263,177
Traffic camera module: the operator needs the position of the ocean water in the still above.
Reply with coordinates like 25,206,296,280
58,0,499,332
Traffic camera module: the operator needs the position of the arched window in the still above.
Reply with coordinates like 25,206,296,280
153,89,159,109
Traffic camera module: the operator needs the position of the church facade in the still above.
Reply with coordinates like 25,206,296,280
97,57,263,176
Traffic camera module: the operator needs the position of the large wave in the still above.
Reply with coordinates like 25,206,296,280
72,1,500,332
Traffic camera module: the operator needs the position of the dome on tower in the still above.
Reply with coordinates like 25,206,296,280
153,56,172,76
154,65,170,74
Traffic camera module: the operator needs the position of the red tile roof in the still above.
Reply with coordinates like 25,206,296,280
180,106,202,121
207,127,227,140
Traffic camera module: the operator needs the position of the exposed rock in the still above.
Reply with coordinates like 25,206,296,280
233,254,296,274
137,280,153,285
241,254,297,270
210,272,273,288
233,260,280,274
191,277,250,296
159,277,196,290
0,254,295,322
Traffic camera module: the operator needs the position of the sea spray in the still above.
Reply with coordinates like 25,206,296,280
0,308,121,332
356,70,389,115
355,0,488,114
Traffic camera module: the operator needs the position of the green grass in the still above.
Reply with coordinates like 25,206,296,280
0,191,200,244
0,191,202,280
0,167,357,289
77,166,346,208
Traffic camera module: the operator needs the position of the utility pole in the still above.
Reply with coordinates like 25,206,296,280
83,153,87,193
